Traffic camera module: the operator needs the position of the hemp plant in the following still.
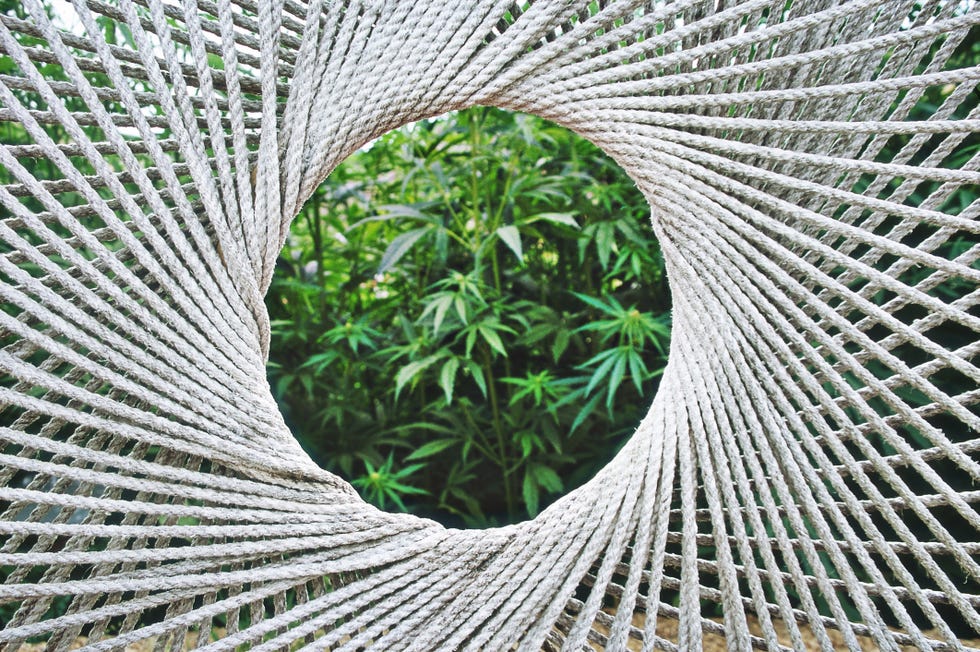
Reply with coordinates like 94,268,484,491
267,107,671,526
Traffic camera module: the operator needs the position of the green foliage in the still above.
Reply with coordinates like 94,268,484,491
266,107,670,525
352,453,429,512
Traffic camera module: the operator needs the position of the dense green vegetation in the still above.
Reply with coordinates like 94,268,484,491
267,108,670,526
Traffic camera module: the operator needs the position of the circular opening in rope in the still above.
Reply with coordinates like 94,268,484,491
268,107,670,528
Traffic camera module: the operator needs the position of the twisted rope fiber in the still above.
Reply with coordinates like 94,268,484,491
0,0,978,649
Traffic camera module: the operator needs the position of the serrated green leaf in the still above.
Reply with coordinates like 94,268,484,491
299,374,314,399
627,349,648,394
519,433,534,458
577,346,619,369
405,439,459,462
479,324,508,357
595,221,615,269
496,225,523,263
395,463,428,478
570,391,603,434
454,294,468,324
519,323,554,346
585,349,621,396
572,292,619,316
506,381,535,406
465,360,488,397
528,212,579,229
299,351,339,374
394,354,442,400
531,464,563,493
432,295,452,336
394,366,418,400
606,350,628,410
347,204,438,231
439,357,459,404
387,481,428,495
614,218,640,240
378,227,428,274
552,329,570,363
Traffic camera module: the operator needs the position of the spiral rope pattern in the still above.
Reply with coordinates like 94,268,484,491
0,0,979,649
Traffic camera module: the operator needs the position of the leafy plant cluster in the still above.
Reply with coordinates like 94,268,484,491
266,107,670,526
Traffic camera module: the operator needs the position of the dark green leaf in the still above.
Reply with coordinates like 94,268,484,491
570,391,604,434
531,464,563,493
552,329,570,363
523,470,539,517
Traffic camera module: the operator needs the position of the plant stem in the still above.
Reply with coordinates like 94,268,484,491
459,400,501,464
482,345,513,518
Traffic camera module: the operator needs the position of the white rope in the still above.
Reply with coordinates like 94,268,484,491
1,1,978,649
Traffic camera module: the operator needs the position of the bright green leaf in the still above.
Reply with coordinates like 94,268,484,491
439,357,460,404
595,221,616,269
378,227,428,274
528,212,579,229
454,294,469,324
496,225,523,264
479,324,508,357
464,360,488,397
432,295,453,336
394,353,443,400
520,433,534,458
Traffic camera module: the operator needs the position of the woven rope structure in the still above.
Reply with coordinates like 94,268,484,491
0,0,979,649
